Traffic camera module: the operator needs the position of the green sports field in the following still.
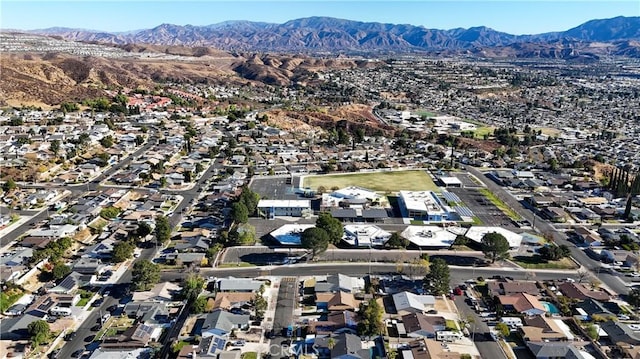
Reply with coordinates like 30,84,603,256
302,170,440,193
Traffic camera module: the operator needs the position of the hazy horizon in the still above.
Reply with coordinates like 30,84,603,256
2,1,639,35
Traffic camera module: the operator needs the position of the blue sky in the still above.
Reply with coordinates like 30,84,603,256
2,1,639,35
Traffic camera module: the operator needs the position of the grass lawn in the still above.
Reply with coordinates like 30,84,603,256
0,287,24,312
217,262,255,268
242,353,258,359
513,255,578,270
445,319,459,331
478,188,522,221
473,126,495,139
302,170,439,193
76,297,90,307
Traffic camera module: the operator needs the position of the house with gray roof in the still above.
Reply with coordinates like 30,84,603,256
123,302,170,325
192,309,250,337
601,321,640,346
0,313,42,340
526,342,590,359
48,272,91,294
315,274,364,294
0,248,33,266
314,333,371,359
392,292,436,314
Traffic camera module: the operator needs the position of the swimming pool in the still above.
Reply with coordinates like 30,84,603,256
540,301,560,314
275,233,302,245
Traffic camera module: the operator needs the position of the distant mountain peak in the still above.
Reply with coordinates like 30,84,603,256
22,15,640,56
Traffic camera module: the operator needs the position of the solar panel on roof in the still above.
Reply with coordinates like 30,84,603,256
454,206,474,217
442,191,461,202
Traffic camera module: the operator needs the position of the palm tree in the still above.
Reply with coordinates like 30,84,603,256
327,338,336,350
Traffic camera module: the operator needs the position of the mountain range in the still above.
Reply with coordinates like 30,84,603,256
24,16,640,56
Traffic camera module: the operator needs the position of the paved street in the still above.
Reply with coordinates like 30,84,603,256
453,295,506,359
161,262,579,283
270,277,298,359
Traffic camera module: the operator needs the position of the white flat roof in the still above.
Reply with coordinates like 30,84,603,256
342,224,391,246
401,226,457,247
258,199,311,208
333,186,380,200
464,226,522,248
399,191,444,215
440,176,462,185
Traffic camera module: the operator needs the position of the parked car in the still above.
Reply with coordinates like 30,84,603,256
65,332,77,341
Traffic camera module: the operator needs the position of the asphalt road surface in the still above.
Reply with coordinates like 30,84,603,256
453,295,506,359
161,263,580,283
270,277,298,359
466,166,631,296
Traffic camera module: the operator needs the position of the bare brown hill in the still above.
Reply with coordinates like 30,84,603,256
0,49,383,105
264,105,395,136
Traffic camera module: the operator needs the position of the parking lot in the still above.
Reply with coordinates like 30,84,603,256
449,187,518,229
250,176,301,201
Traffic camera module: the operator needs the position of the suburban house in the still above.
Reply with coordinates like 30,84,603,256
558,282,610,302
316,291,359,311
487,280,539,297
210,292,255,311
401,313,446,338
314,332,371,359
315,274,365,294
526,342,591,359
519,316,573,342
192,309,251,337
131,282,181,303
216,278,264,292
309,311,358,336
497,293,547,316
392,292,436,314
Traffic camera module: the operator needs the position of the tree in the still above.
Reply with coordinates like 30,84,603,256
301,227,330,258
238,187,260,215
316,212,343,244
100,135,114,148
28,320,50,347
137,222,152,238
253,290,268,320
181,274,205,302
628,289,640,307
50,139,61,156
386,232,409,249
423,258,450,295
2,178,17,193
155,215,171,244
538,245,571,261
112,240,136,263
481,232,510,263
235,224,256,245
131,260,160,291
357,298,384,337
231,202,249,223
495,322,510,338
100,206,121,219
206,243,223,266
51,262,71,280
192,296,208,314
585,324,599,340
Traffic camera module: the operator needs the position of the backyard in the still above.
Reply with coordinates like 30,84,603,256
302,170,439,193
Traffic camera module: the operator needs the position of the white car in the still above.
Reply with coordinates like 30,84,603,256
618,315,631,320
